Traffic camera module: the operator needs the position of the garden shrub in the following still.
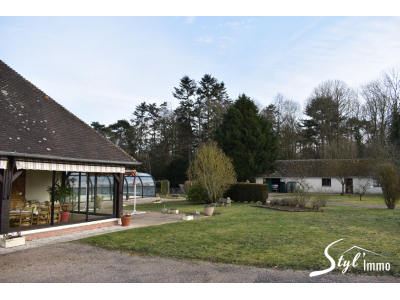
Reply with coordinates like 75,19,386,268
311,201,321,210
186,183,209,203
184,180,193,193
315,192,329,208
378,164,400,209
288,198,298,207
295,179,312,208
279,198,289,206
224,183,268,203
269,198,280,206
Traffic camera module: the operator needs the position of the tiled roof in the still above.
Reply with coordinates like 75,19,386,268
261,159,378,178
0,60,137,164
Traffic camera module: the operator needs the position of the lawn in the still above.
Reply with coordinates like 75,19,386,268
277,193,387,206
79,200,400,276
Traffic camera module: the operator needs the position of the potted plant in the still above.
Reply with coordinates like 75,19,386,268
47,178,74,222
204,205,214,216
183,214,193,221
0,232,25,248
168,208,179,214
120,211,132,226
162,205,168,214
91,195,104,209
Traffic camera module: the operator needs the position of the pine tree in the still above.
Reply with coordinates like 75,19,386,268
173,76,197,166
196,74,231,141
214,94,279,182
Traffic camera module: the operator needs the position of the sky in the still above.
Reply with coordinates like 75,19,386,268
1,5,400,126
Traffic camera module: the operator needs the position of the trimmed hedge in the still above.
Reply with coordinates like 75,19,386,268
161,180,169,196
223,183,269,203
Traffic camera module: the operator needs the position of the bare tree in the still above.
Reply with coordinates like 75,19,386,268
360,79,390,154
309,80,358,150
355,179,372,201
302,80,358,159
382,68,400,110
266,94,302,159
330,160,374,196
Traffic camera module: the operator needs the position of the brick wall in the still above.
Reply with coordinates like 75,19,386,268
25,220,118,241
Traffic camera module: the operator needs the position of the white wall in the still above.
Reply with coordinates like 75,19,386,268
255,177,263,184
25,170,62,203
255,176,382,194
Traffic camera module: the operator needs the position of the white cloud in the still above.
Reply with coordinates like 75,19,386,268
220,36,236,42
184,16,195,23
196,34,213,43
224,19,253,29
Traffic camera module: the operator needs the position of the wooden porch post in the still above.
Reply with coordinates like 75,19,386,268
0,156,15,234
115,173,124,218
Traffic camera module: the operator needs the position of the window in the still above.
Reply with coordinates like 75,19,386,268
373,179,381,187
322,178,331,186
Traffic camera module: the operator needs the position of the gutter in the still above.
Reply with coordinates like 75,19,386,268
0,151,142,166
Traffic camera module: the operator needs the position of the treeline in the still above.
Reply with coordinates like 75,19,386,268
91,68,400,180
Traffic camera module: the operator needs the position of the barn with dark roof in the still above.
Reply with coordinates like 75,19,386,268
255,159,382,194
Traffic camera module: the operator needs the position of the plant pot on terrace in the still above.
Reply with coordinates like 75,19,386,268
60,211,70,222
204,205,214,216
168,208,179,214
46,178,74,222
0,233,25,248
183,214,193,221
120,214,132,226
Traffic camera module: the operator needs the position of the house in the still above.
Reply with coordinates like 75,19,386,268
255,159,383,194
0,60,141,239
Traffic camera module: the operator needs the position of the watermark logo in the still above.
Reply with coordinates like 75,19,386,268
310,239,390,277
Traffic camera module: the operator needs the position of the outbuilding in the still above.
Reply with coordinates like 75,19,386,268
255,159,383,194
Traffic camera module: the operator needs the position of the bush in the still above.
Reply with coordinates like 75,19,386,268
186,183,209,203
184,180,193,193
311,201,321,210
378,164,400,209
188,141,236,203
269,198,280,206
296,180,312,208
314,192,329,208
224,183,269,203
288,198,299,207
279,198,289,206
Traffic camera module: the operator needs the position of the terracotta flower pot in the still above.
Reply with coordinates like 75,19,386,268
60,211,70,222
121,215,132,226
204,206,214,216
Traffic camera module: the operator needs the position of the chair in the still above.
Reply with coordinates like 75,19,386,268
34,205,50,225
18,207,34,227
53,204,61,223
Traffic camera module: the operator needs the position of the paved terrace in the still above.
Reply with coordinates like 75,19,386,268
0,211,205,255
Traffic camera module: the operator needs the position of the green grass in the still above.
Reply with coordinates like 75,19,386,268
159,194,186,199
279,193,387,206
79,200,400,276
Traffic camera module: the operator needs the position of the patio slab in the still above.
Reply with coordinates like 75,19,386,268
0,211,206,255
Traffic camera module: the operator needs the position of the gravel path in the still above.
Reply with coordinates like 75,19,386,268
0,243,398,283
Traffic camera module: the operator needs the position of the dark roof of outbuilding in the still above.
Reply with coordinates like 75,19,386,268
0,60,138,165
260,159,379,178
